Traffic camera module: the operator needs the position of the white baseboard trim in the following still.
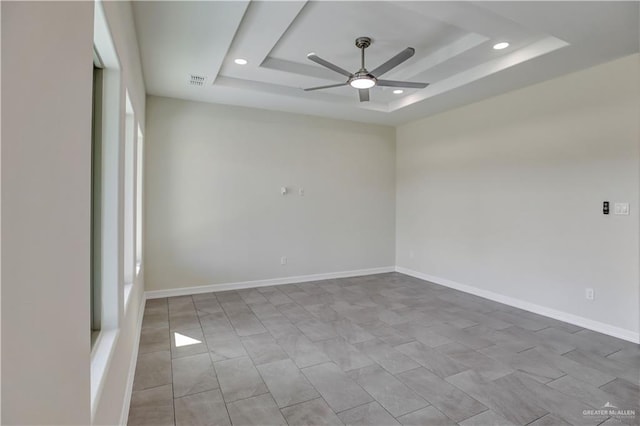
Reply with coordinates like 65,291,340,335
145,266,396,299
396,266,639,344
119,295,147,426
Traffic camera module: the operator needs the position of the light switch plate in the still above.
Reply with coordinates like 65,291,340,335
614,202,630,215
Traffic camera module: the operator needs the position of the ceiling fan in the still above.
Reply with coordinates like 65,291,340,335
304,37,429,102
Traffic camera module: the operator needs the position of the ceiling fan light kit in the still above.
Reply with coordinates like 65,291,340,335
304,36,429,102
350,74,376,89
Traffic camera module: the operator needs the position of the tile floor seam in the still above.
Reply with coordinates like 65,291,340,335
604,348,624,359
331,376,403,421
220,389,234,426
604,347,628,357
397,366,456,394
389,399,438,420
597,377,620,390
130,382,170,393
455,407,491,424
195,299,241,419
396,404,457,425
332,399,379,416
299,361,373,413
172,386,222,400
255,358,320,409
220,389,271,406
276,395,330,412
523,412,551,425
170,333,176,426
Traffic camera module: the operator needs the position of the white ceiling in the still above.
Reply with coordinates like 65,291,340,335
132,1,639,125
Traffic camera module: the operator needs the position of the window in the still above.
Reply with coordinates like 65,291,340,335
91,55,104,346
136,125,144,276
90,39,120,344
91,0,123,417
124,92,135,305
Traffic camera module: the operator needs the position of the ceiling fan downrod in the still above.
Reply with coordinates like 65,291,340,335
355,37,371,71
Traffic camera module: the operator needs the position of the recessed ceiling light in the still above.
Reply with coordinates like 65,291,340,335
493,42,509,50
393,89,404,94
234,58,248,65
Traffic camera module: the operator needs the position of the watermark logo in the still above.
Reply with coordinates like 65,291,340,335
583,402,636,420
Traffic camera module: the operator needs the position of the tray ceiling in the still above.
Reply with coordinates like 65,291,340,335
133,1,639,125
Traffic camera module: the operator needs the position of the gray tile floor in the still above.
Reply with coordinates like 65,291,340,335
128,272,639,426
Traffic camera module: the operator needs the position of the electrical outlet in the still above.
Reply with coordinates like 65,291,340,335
280,256,287,265
585,288,595,301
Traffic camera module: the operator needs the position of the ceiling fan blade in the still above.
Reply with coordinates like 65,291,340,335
377,79,429,89
307,53,353,78
370,48,415,77
359,88,370,102
304,82,348,91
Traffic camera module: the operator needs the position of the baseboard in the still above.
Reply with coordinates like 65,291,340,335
145,266,396,299
396,266,640,344
119,295,146,426
142,264,638,343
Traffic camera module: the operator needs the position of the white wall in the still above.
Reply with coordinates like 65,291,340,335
2,2,93,423
145,96,396,292
1,1,147,424
396,54,640,340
